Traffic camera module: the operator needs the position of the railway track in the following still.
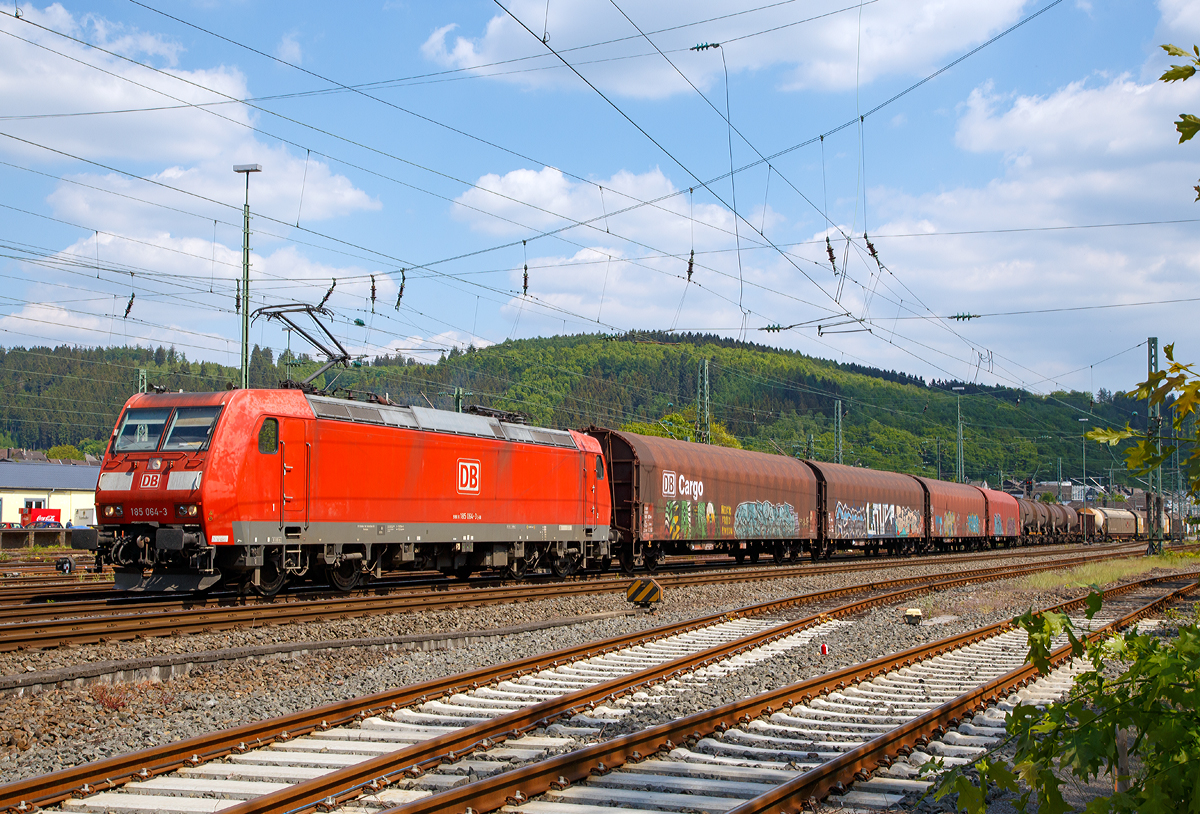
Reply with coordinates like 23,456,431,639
2,559,1192,813
0,543,1160,651
0,540,1155,608
405,576,1192,814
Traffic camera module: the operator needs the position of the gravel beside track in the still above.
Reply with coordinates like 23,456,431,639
0,550,1135,676
0,555,1190,787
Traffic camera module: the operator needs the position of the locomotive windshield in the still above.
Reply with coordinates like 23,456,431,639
113,407,171,452
161,406,222,451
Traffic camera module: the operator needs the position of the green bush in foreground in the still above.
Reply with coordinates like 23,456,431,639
926,592,1200,813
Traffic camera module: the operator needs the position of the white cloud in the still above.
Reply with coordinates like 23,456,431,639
275,31,302,64
422,0,1030,99
1158,0,1200,40
47,144,380,238
0,5,250,164
0,5,378,246
453,165,735,248
956,76,1200,168
821,73,1200,388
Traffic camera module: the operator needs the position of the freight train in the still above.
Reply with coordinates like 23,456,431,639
69,388,1143,594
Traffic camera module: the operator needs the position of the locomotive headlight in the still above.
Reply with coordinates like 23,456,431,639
176,504,199,518
148,458,162,470
102,504,123,517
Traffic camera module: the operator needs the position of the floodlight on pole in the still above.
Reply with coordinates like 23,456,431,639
952,386,965,483
234,164,262,389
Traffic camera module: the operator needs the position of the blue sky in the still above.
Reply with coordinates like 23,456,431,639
2,0,1199,399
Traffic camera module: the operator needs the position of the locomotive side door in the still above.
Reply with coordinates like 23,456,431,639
278,418,310,531
588,452,604,529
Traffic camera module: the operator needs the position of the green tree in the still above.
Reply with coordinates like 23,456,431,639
79,439,108,458
46,443,84,460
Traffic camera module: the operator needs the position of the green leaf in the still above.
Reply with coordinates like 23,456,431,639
1176,113,1200,143
1088,425,1135,446
1161,64,1197,83
1084,589,1103,620
1161,43,1191,57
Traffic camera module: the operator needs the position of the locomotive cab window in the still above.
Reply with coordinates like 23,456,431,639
162,406,222,451
258,418,279,454
595,455,604,480
113,407,171,452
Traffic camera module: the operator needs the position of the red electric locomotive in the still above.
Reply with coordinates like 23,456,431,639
72,389,611,593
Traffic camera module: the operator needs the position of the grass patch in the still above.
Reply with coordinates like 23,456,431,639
1018,552,1197,592
903,553,1200,620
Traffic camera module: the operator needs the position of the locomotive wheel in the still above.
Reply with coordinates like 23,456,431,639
453,564,474,580
252,555,286,598
618,547,636,575
505,558,528,579
551,552,580,578
597,556,612,574
326,561,361,592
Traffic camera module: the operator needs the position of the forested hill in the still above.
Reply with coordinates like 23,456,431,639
0,333,1148,486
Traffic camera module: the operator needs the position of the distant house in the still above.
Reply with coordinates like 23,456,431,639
0,460,100,526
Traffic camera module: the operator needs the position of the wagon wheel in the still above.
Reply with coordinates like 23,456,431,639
734,549,746,565
809,545,820,563
252,550,286,598
325,560,362,592
643,546,662,574
772,543,785,565
748,546,760,565
788,545,799,564
617,546,636,575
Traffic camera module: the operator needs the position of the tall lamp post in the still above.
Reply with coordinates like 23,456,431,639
234,164,262,389
1079,416,1089,514
953,386,965,482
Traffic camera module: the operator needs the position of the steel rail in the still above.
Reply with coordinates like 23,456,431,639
0,546,1155,649
373,571,1200,814
0,557,1113,813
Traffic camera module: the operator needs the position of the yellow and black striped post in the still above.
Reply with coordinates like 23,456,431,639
626,578,663,608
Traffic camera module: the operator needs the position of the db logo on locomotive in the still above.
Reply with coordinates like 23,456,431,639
457,459,481,494
140,473,160,489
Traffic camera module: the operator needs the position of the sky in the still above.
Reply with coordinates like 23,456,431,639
1,0,1199,402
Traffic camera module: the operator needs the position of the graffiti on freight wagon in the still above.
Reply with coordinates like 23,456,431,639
733,500,800,539
933,511,983,537
832,501,922,538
